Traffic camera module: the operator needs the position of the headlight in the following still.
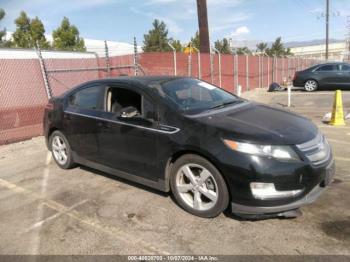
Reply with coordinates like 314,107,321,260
223,139,300,161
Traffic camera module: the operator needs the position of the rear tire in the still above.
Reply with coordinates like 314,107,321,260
304,80,318,92
170,154,229,218
49,130,76,169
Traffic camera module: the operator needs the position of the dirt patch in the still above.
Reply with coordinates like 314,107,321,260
321,219,350,243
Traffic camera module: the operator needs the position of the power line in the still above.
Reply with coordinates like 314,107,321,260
298,0,313,9
282,29,345,41
294,0,311,12
321,0,340,17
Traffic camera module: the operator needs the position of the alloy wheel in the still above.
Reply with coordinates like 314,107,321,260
175,164,218,211
52,135,68,165
304,80,318,92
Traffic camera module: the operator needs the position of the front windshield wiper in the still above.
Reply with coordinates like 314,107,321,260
209,100,243,110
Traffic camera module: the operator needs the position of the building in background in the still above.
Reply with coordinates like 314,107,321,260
73,38,142,57
290,42,347,61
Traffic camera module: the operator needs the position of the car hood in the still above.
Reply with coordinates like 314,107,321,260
192,102,318,145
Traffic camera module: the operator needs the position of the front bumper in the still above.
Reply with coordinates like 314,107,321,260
231,183,325,215
230,159,335,216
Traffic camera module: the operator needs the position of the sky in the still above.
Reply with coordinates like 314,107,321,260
0,0,349,46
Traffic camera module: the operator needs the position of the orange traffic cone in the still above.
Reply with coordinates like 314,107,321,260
329,90,346,126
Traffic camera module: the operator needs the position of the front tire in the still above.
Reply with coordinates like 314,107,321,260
50,130,76,169
304,80,318,92
170,154,229,218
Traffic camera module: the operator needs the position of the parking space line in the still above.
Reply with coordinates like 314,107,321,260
23,199,88,233
31,152,52,254
290,92,350,95
290,108,327,110
0,177,169,255
335,157,350,162
318,125,350,129
327,138,350,145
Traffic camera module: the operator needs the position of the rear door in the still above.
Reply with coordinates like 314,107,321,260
97,83,160,181
314,64,340,87
64,84,105,161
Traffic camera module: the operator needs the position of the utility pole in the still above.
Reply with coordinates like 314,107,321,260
104,40,111,77
133,37,139,76
325,0,330,60
196,0,210,53
347,16,350,61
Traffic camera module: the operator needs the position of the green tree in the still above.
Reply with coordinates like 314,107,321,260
30,17,50,48
0,8,12,47
190,31,200,50
236,46,251,55
12,11,31,48
214,38,232,54
0,9,6,45
266,37,292,57
285,47,292,56
143,19,171,52
256,42,268,53
52,17,86,51
12,11,50,48
169,39,182,52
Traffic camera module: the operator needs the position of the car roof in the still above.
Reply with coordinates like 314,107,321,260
305,62,349,71
87,76,188,88
59,76,192,98
314,62,349,66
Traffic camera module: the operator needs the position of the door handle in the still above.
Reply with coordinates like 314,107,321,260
64,114,71,121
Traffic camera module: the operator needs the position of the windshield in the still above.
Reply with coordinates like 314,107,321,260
150,78,241,115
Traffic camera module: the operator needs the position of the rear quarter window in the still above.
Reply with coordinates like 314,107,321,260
341,64,350,71
69,86,102,110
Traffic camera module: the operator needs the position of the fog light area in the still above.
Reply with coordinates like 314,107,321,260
250,182,303,200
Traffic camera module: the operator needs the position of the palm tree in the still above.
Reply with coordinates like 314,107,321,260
256,42,268,53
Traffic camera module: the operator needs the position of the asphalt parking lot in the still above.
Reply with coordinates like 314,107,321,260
0,89,349,255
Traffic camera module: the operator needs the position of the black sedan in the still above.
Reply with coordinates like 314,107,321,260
293,62,350,91
44,77,335,219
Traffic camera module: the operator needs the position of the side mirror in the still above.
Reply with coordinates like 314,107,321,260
119,106,140,119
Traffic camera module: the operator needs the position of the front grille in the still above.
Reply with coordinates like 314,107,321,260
296,132,331,166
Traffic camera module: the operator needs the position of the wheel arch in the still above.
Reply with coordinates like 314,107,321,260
47,127,59,150
47,127,67,150
163,149,227,193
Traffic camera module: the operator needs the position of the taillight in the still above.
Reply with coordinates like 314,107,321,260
45,102,54,110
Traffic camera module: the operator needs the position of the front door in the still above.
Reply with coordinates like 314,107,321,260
97,84,160,181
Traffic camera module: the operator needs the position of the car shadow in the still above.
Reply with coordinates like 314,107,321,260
223,208,301,222
77,165,301,221
296,86,349,92
78,165,169,198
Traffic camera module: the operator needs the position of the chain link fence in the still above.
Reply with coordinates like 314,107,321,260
0,46,322,146
0,55,48,145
